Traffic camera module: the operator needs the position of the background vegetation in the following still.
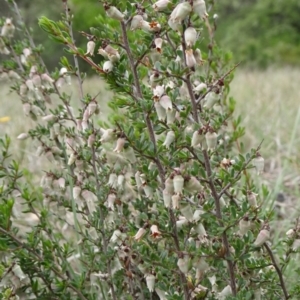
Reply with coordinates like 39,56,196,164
1,0,300,70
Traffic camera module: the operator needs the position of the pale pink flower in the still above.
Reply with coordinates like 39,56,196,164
113,137,126,153
150,225,161,238
134,228,147,241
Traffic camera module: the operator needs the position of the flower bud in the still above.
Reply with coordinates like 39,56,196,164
247,191,258,207
159,95,172,111
149,21,161,32
88,133,95,147
85,40,95,56
143,184,154,199
154,38,163,53
107,173,118,188
170,2,192,23
105,6,124,21
12,264,26,280
191,129,204,148
193,257,209,272
42,114,56,122
152,0,170,11
17,133,28,140
205,131,218,150
1,18,15,38
32,74,42,88
163,189,172,208
195,223,207,237
184,27,197,48
218,285,232,300
68,152,77,166
105,193,116,211
58,177,65,189
176,216,187,229
73,185,81,200
59,67,67,76
31,105,44,116
26,79,35,91
100,128,115,143
193,82,207,94
194,48,204,65
154,101,166,121
165,176,174,194
103,61,114,73
204,92,219,109
238,217,251,236
177,255,190,274
180,205,194,222
185,176,202,193
113,137,126,153
117,174,125,188
149,72,160,88
185,49,197,69
131,15,144,30
163,131,175,149
286,229,295,239
110,229,126,245
82,190,97,214
193,0,208,20
134,227,147,241
253,153,264,174
166,109,176,125
150,225,161,238
172,193,181,209
193,209,204,222
145,274,155,292
104,45,120,63
41,73,54,86
173,174,184,194
168,18,181,31
254,227,270,247
153,85,165,99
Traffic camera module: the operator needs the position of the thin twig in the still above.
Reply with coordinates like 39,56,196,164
63,0,84,99
91,144,117,300
120,21,165,183
218,140,263,200
264,243,289,300
196,62,241,105
203,150,237,295
120,20,192,299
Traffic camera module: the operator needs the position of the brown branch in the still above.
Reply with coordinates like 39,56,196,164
203,150,237,295
196,62,241,105
120,20,193,299
120,21,165,183
218,140,263,200
63,0,84,99
264,243,289,300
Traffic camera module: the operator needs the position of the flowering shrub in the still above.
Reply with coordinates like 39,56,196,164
0,0,299,299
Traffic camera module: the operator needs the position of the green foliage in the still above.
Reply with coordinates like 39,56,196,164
0,0,300,299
